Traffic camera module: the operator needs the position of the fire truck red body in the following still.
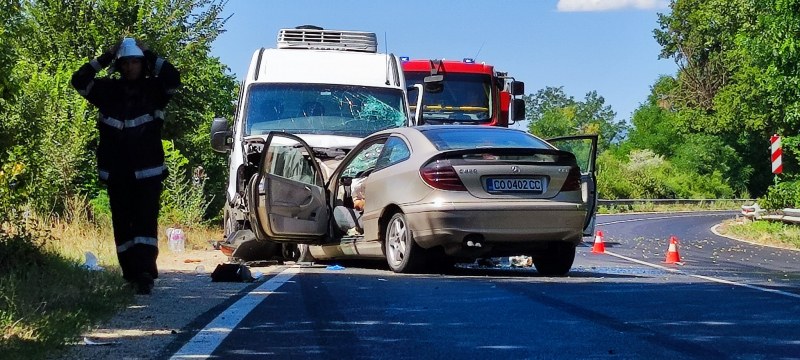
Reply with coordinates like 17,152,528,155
401,58,525,127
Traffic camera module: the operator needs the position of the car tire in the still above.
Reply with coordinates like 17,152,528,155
383,212,426,273
533,242,576,276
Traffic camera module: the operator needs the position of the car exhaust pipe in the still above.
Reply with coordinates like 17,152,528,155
463,234,484,248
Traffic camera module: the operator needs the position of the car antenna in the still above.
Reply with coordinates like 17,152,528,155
473,40,486,62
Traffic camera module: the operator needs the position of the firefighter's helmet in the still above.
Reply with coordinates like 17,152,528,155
116,38,144,59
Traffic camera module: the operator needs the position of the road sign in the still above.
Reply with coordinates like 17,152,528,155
771,134,783,174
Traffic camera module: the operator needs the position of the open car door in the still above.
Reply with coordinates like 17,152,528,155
250,132,329,243
547,135,598,237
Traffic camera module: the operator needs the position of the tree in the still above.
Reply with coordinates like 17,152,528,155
627,76,683,157
525,86,627,151
0,0,236,217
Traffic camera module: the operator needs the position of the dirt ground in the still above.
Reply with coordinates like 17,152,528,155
53,246,280,360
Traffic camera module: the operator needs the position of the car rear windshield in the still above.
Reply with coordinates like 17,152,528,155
421,128,551,151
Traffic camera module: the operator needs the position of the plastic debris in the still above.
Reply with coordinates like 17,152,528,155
509,255,533,267
326,264,345,271
377,278,388,282
83,337,116,346
166,227,185,253
82,252,103,271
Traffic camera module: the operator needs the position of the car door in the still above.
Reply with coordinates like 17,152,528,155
546,135,599,237
252,132,329,243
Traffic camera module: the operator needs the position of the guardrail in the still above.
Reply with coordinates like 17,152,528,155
599,199,756,206
740,204,800,225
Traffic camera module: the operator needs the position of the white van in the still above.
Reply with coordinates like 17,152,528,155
211,26,415,261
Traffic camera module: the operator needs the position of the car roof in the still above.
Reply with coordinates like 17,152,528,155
373,125,535,137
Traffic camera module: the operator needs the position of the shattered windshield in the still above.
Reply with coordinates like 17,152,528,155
405,72,492,123
244,84,408,137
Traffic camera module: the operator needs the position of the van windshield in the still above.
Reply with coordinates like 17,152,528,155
243,84,408,137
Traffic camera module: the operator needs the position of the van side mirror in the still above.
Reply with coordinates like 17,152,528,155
511,81,524,96
512,99,526,121
210,117,233,153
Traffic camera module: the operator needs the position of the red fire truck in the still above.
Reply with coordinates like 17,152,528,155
401,58,526,127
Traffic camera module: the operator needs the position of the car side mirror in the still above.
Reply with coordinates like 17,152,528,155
511,81,524,96
512,99,526,121
210,117,233,153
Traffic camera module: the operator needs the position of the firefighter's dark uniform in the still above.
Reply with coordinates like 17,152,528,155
71,49,180,290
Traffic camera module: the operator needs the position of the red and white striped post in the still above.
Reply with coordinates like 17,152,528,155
771,134,782,183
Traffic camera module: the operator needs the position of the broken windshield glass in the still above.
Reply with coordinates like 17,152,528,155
244,84,408,138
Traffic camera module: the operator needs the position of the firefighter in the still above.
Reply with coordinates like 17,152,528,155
71,38,181,294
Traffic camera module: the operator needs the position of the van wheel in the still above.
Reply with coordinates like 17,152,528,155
384,212,425,273
533,242,576,276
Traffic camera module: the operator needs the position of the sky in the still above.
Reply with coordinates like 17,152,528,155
209,0,677,127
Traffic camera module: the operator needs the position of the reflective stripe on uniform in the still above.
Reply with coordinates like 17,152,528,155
99,113,155,130
117,236,159,253
99,116,124,129
78,80,95,96
154,57,165,75
90,59,102,72
135,164,166,179
124,114,156,128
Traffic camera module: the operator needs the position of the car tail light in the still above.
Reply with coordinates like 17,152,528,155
420,159,467,191
560,166,582,191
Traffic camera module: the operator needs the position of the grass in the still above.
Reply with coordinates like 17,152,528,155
0,197,219,359
717,218,800,250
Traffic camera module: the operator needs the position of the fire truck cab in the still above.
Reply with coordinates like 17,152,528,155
401,58,525,127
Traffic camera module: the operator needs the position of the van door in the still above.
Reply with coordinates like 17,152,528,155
251,132,329,243
546,135,599,237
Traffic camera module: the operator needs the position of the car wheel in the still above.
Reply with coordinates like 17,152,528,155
384,212,425,273
533,242,576,276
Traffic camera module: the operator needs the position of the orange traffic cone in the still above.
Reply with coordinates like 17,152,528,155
664,236,682,264
591,230,606,254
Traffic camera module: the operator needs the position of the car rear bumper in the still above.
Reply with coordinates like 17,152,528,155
403,201,586,253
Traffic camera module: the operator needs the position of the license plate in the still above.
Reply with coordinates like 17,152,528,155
486,178,546,193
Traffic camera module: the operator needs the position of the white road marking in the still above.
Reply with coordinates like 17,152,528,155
597,212,732,226
710,223,800,253
604,250,800,300
170,267,301,359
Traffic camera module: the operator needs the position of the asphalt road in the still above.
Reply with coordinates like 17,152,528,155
165,211,800,359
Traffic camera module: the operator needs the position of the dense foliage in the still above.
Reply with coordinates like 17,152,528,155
0,0,236,222
526,0,799,200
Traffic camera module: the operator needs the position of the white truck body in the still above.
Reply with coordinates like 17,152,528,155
213,27,411,260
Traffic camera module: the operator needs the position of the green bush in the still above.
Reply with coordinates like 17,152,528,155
160,140,211,227
596,149,735,199
759,179,800,210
